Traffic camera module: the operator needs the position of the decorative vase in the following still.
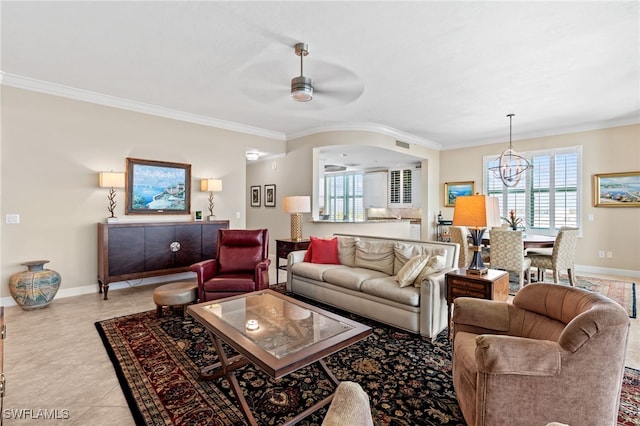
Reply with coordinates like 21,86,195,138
9,260,61,310
510,225,518,231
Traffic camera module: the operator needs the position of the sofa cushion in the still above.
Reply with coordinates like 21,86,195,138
291,262,348,281
323,267,389,291
394,242,447,275
361,276,420,306
396,255,431,287
413,255,447,287
337,236,359,267
354,239,395,275
310,236,341,264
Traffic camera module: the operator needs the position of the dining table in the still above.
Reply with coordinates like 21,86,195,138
482,234,556,249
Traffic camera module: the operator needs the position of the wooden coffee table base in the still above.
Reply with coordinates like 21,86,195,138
200,330,340,426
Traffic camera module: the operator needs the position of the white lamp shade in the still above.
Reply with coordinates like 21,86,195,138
200,178,222,192
98,172,125,188
283,196,311,213
452,195,500,228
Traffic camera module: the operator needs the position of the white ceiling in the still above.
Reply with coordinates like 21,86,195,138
1,1,638,155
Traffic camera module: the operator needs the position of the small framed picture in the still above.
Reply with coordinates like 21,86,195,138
250,186,261,207
194,210,203,221
444,181,474,207
264,184,276,207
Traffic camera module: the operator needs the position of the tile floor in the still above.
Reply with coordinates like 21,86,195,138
2,269,638,425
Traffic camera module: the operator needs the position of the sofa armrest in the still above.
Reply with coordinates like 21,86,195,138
190,259,218,283
418,267,456,341
452,298,511,334
288,249,307,265
475,334,562,376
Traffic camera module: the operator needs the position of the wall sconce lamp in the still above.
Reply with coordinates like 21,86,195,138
200,179,223,220
283,196,311,241
98,172,125,223
452,194,500,275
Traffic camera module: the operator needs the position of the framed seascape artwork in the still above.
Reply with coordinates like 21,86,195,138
264,184,276,207
593,171,640,207
444,181,474,207
125,158,191,215
250,185,261,207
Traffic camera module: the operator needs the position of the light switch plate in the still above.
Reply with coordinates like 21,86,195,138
6,214,20,224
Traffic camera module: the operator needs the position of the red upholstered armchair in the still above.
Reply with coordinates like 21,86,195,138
190,229,271,302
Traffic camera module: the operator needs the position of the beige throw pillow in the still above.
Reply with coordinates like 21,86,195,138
396,255,431,287
413,255,446,287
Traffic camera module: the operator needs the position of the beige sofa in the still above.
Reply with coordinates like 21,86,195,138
286,234,459,340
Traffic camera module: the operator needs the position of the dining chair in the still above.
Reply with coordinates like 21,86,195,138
487,228,531,290
449,226,472,268
527,227,579,285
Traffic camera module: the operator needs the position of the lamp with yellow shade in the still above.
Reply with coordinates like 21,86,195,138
283,196,311,241
200,179,223,220
98,172,125,223
452,194,500,275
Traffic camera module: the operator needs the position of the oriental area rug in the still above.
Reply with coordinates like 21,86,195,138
96,297,640,425
508,275,636,318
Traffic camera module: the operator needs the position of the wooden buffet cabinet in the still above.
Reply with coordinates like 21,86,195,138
97,221,229,299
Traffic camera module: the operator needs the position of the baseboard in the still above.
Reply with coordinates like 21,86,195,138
574,264,640,280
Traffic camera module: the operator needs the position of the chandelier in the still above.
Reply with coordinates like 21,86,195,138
488,114,532,187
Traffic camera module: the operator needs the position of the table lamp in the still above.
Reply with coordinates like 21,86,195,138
200,179,222,220
98,171,125,223
283,196,311,241
452,194,500,274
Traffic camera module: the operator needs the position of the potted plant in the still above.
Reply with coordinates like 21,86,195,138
502,210,523,230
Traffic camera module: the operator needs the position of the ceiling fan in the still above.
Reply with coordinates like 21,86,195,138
291,43,313,102
236,42,364,107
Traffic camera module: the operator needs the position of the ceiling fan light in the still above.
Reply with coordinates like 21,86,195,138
291,76,313,102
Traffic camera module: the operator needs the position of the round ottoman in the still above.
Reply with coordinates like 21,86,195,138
153,281,198,318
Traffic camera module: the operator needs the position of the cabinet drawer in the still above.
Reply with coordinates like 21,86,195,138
449,278,486,292
450,286,486,299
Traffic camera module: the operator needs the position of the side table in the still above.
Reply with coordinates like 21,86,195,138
445,268,509,339
275,239,310,284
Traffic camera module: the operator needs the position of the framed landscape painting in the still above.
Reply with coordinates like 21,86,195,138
250,185,261,207
444,181,474,207
593,171,640,207
125,158,191,214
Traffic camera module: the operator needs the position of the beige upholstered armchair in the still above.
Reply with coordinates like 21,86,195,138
452,283,630,426
487,228,531,289
527,227,579,285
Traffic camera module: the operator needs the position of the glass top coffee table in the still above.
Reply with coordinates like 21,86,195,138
187,289,372,425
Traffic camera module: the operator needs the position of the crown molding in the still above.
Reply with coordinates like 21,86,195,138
0,72,287,141
286,122,442,150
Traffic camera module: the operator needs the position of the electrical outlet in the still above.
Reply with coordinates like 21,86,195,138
606,251,613,259
598,250,605,258
5,214,20,224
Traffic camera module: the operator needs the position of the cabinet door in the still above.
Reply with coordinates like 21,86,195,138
175,224,202,267
144,226,176,271
108,226,145,276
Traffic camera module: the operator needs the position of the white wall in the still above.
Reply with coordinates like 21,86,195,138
0,87,282,298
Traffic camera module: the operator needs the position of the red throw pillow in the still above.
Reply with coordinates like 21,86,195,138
310,236,341,264
303,243,313,262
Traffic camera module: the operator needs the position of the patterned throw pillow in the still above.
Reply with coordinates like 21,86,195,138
396,255,431,288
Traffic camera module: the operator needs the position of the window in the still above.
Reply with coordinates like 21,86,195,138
324,172,365,221
484,146,581,235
